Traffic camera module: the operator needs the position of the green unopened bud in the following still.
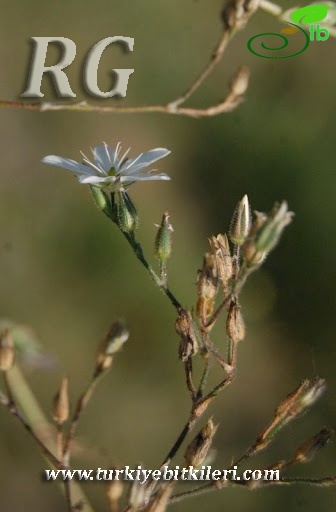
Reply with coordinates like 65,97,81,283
229,195,251,245
242,211,267,267
0,330,15,372
90,185,115,220
96,320,129,373
155,212,173,261
254,201,293,255
116,190,138,233
184,418,218,467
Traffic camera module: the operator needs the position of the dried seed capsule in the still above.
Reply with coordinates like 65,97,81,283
208,234,233,292
53,376,69,425
257,377,327,450
184,418,218,467
176,309,199,362
294,427,334,464
229,66,250,97
226,301,245,344
196,253,218,323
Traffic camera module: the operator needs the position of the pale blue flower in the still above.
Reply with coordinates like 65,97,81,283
42,142,171,189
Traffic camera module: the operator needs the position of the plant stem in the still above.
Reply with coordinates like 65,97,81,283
122,231,182,310
5,365,94,512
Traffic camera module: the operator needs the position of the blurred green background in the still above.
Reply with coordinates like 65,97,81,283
1,0,336,510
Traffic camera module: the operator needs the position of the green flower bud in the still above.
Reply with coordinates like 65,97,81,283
229,195,251,245
254,201,294,255
90,185,114,220
155,212,173,261
116,191,138,233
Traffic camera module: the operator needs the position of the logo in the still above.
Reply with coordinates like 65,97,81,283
247,4,331,59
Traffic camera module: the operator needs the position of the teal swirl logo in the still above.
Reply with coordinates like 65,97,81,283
247,4,329,59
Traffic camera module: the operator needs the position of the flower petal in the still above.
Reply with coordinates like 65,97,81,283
92,143,113,172
122,148,171,174
120,173,171,183
42,156,92,175
78,175,115,184
106,142,122,167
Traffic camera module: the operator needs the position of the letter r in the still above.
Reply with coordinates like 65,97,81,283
21,37,76,98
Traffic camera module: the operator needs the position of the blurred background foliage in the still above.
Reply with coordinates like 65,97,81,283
0,0,336,510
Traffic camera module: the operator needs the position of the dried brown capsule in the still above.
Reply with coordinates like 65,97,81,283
294,427,334,464
184,418,218,467
53,376,69,425
226,301,245,344
196,253,218,323
208,234,233,293
256,377,327,451
229,66,250,97
176,309,198,362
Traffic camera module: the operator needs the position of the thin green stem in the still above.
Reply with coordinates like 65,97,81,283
159,260,168,288
121,230,182,310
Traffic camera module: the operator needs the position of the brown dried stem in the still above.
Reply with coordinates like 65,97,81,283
169,474,336,505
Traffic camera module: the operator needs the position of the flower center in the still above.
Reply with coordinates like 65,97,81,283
108,167,117,177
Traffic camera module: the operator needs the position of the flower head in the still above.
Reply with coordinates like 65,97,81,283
42,142,171,190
